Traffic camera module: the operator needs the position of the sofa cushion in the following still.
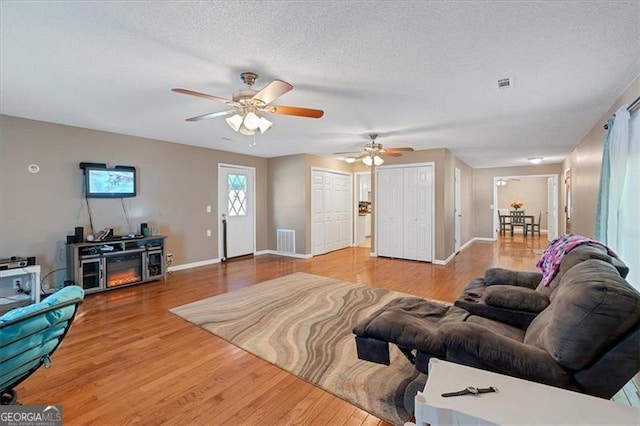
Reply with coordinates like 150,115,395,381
466,315,526,341
484,268,542,288
353,297,468,356
535,244,618,299
485,285,550,313
524,259,640,370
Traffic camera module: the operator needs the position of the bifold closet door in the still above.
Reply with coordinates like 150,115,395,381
403,166,433,261
312,170,351,256
376,168,404,258
377,165,433,262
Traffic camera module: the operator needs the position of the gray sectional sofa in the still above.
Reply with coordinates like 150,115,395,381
353,244,640,399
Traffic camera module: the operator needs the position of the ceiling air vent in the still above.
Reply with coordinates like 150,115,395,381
498,77,513,89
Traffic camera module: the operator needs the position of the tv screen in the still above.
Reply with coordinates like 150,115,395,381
85,167,136,198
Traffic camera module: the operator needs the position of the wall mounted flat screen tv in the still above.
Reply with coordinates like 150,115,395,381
85,166,136,198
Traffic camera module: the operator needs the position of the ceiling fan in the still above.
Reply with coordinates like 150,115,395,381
334,133,414,166
172,72,324,136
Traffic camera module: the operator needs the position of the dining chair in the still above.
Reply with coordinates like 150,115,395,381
510,210,526,236
527,210,543,237
497,209,511,235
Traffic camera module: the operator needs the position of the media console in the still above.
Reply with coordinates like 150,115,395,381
66,236,167,294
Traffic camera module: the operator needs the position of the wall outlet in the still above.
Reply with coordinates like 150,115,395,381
206,229,211,237
12,278,22,291
167,253,173,262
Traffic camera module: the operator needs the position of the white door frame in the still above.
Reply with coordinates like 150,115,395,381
310,167,353,256
218,163,256,259
454,167,461,253
374,162,435,261
492,174,559,241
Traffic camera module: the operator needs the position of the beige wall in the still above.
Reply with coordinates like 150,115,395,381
0,115,268,285
266,154,307,254
266,154,353,255
498,177,548,229
473,164,563,238
563,76,640,238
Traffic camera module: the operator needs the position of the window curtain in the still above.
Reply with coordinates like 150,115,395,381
596,104,639,289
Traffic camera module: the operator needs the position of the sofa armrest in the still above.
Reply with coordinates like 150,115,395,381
484,286,550,313
484,268,542,289
437,322,572,387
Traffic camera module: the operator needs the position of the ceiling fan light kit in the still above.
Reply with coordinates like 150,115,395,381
172,71,323,140
225,110,273,135
362,155,384,166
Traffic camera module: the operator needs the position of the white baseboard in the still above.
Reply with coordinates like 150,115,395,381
434,237,492,265
433,251,456,265
474,237,496,242
168,258,220,272
169,250,313,272
259,250,312,259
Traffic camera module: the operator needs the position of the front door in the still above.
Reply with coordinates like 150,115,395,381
219,165,255,259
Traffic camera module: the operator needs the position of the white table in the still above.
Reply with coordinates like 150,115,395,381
0,265,41,309
410,358,639,425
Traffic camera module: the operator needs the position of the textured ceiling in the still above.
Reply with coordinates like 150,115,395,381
1,1,639,168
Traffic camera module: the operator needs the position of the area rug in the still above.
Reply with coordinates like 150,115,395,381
170,272,440,425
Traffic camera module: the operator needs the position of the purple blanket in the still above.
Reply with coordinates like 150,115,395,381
536,234,617,287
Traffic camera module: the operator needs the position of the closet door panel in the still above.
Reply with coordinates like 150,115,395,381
377,168,404,258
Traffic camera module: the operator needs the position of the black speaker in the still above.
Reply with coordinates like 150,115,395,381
75,226,84,243
140,223,148,236
66,235,76,244
27,256,36,266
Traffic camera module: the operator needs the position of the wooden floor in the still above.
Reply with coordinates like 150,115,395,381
10,236,572,424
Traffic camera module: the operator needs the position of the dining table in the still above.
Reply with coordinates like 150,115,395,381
500,212,535,237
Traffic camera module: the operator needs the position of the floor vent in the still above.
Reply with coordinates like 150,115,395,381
277,229,296,254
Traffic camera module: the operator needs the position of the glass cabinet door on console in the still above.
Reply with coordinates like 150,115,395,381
144,249,163,281
79,257,103,292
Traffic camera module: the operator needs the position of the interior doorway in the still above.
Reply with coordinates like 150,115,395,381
492,174,559,241
564,168,572,234
354,172,371,248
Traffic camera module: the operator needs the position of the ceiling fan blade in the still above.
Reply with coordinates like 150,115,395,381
385,152,403,157
333,151,363,155
267,105,324,118
172,88,231,103
385,147,414,152
252,80,293,105
185,110,234,122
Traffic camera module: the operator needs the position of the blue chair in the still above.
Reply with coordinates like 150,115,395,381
0,286,84,404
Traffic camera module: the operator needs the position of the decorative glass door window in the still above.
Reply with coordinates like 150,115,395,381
227,173,247,216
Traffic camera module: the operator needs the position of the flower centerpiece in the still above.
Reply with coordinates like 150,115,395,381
510,200,524,211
